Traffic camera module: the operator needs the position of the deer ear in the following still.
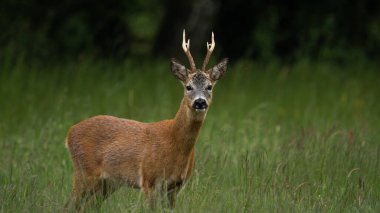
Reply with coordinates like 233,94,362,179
171,58,188,81
208,58,228,81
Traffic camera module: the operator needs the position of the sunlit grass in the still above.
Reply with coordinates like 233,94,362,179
0,58,379,212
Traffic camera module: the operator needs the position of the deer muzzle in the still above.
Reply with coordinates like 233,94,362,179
192,98,208,111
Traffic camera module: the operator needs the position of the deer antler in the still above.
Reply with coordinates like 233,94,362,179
202,32,215,72
182,30,196,72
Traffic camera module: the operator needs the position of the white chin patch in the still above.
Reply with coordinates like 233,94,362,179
195,108,206,112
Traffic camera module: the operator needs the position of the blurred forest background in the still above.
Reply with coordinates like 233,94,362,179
1,1,380,212
1,0,380,63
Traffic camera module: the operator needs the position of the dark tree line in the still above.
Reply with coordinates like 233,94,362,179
1,0,379,62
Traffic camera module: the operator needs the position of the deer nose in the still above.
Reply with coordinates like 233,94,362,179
193,98,208,110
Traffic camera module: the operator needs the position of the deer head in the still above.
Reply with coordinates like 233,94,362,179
171,30,228,112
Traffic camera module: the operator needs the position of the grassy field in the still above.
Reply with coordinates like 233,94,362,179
0,58,379,212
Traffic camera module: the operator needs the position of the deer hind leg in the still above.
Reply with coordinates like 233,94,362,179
86,178,117,210
64,173,100,211
66,172,115,211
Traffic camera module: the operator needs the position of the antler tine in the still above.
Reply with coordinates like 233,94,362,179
202,32,215,72
182,30,196,72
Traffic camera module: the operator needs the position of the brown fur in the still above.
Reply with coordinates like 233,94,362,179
66,98,205,209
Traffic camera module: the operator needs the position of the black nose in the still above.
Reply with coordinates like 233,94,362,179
193,98,208,110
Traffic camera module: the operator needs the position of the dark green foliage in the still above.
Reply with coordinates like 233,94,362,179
1,0,379,62
0,0,161,60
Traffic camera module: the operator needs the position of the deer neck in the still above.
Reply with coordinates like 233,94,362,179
172,98,206,152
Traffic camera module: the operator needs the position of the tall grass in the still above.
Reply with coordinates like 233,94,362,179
0,58,379,212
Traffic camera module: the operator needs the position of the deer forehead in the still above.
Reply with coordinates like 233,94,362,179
188,72,211,87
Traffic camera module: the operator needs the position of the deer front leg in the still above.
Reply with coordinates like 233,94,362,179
167,186,180,208
166,180,183,208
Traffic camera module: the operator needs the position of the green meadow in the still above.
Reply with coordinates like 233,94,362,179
0,59,379,212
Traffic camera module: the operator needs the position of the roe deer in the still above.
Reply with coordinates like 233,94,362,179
65,30,228,210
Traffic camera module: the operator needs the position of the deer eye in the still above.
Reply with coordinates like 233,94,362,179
186,85,193,91
206,85,213,91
